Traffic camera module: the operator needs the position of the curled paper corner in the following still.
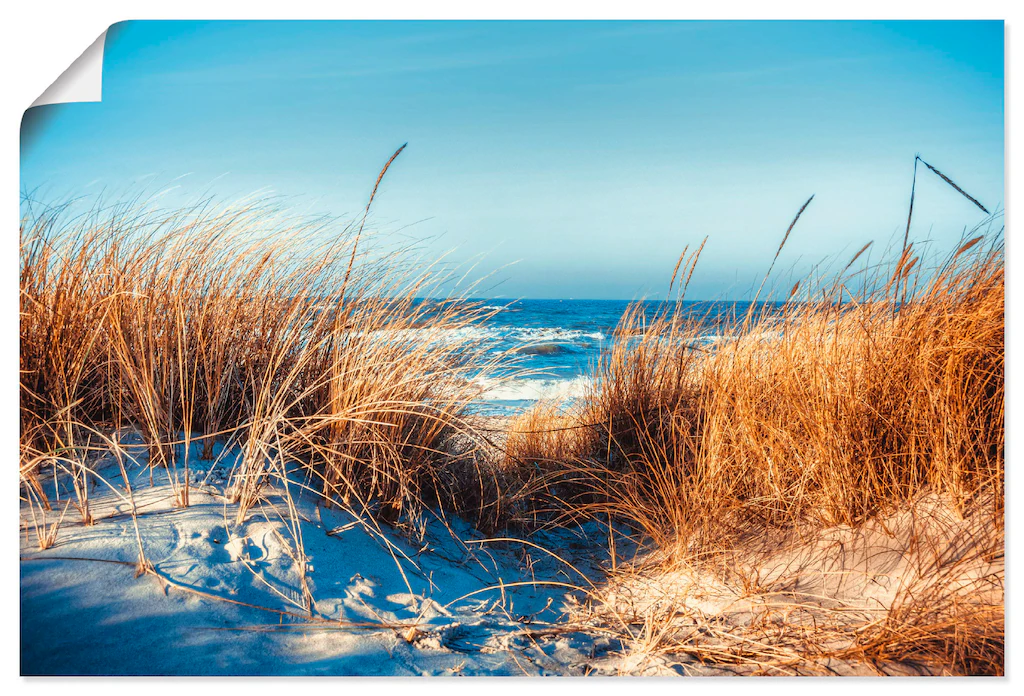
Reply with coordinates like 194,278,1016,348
31,30,108,108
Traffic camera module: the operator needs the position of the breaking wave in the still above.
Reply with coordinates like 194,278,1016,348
473,375,594,403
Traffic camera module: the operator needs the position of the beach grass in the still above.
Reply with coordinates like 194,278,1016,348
20,171,1004,673
18,190,516,538
503,216,1004,674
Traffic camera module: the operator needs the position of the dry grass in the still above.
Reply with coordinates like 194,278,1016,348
20,161,512,536
509,215,1004,673
20,154,1004,674
566,231,1002,539
19,182,522,619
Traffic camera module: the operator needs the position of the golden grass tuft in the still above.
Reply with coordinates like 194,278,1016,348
19,189,507,533
511,220,1004,674
20,156,1004,673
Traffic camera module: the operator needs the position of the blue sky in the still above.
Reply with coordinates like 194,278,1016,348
21,20,1004,299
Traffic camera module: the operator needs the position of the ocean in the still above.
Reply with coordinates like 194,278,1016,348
466,299,780,414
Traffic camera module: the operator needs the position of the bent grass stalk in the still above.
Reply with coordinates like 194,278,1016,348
508,198,1003,673
20,154,1003,674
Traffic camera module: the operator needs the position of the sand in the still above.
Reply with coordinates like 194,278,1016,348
20,440,625,676
589,493,1004,675
21,435,1002,676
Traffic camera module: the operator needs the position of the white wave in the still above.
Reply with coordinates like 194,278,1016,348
473,375,593,402
509,327,606,342
367,325,608,346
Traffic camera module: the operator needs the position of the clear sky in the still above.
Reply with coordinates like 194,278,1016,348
21,20,1004,300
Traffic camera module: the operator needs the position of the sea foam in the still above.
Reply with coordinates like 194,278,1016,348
472,375,593,403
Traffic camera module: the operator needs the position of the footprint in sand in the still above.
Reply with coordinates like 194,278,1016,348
224,536,254,562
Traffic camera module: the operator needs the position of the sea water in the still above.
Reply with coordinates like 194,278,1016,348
463,299,780,414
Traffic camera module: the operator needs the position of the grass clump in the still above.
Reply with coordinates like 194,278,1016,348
509,215,1004,674
20,167,509,534
20,151,1003,674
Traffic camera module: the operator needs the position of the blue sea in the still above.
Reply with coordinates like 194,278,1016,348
463,299,780,414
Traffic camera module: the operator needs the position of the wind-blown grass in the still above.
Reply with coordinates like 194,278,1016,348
20,153,1004,674
19,189,512,533
507,216,1004,674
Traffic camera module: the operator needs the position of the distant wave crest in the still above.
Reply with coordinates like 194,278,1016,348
402,325,607,346
473,375,593,402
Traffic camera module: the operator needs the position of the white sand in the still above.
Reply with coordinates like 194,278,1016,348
20,444,620,676
22,440,1001,676
591,493,1004,675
